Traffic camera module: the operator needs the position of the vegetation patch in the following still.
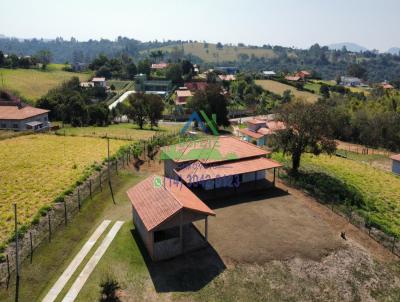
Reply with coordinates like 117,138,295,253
0,64,91,101
273,152,400,236
0,134,127,244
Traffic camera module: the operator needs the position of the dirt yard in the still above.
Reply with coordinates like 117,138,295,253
195,187,344,264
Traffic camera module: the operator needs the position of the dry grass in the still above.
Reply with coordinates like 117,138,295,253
147,42,282,62
0,64,92,101
0,134,127,243
255,80,320,103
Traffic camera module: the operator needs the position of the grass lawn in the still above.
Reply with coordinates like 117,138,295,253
304,80,322,93
0,64,92,101
0,134,127,244
144,42,289,62
255,80,319,103
56,123,182,140
272,152,400,236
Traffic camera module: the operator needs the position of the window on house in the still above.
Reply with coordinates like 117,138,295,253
13,124,19,129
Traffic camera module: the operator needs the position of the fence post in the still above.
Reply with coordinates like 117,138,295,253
6,254,10,280
78,188,81,211
64,200,67,226
115,159,118,174
99,172,102,192
89,179,92,200
48,213,52,243
29,232,33,264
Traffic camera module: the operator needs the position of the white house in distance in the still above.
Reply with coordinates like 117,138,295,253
239,118,285,146
341,76,362,87
391,154,400,175
80,77,107,88
262,71,276,78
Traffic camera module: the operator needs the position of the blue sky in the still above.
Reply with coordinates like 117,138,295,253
1,0,399,51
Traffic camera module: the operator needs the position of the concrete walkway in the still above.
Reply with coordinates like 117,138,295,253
108,90,136,110
62,221,124,302
42,220,112,302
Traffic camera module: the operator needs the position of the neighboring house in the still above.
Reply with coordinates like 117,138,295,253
295,70,311,79
391,154,400,175
214,66,239,74
218,74,236,81
151,62,168,70
262,71,276,78
341,76,362,87
127,175,215,261
175,87,193,105
184,82,208,92
71,62,88,72
0,102,50,131
239,118,285,146
135,74,172,95
161,136,282,191
285,76,301,82
382,82,394,89
91,77,107,88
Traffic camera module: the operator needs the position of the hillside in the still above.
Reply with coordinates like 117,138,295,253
144,42,282,62
255,80,320,103
0,64,91,101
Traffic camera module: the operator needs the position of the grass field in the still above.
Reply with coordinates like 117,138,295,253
145,42,294,62
0,134,127,244
56,123,182,140
273,153,400,236
0,64,92,101
255,80,320,103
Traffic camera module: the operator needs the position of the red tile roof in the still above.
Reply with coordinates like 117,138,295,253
383,84,394,89
239,128,264,139
0,106,49,120
391,154,400,162
285,76,301,81
151,63,169,69
92,77,106,82
161,136,269,164
218,75,236,81
175,158,282,182
267,121,285,131
127,175,215,231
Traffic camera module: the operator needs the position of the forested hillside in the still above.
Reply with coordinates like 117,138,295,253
1,37,400,82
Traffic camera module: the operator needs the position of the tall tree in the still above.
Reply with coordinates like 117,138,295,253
126,93,148,129
34,50,52,69
274,101,337,173
147,95,165,129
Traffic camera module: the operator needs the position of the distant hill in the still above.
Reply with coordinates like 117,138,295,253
328,42,368,53
387,47,400,55
0,34,7,39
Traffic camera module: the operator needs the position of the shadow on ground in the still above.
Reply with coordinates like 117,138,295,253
131,230,226,292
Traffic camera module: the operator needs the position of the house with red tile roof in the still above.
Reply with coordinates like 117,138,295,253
295,70,311,79
175,87,193,105
390,154,400,175
127,174,215,261
239,118,285,146
0,96,50,131
160,136,282,191
151,62,169,70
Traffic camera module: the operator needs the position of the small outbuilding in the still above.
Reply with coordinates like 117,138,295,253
391,154,400,175
127,175,215,261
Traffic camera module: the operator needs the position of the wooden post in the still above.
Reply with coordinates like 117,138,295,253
48,213,52,242
29,232,33,264
6,254,10,280
273,168,276,186
89,179,92,199
64,200,67,226
115,159,118,174
107,138,111,181
14,204,19,278
205,216,208,242
99,172,102,192
77,188,81,211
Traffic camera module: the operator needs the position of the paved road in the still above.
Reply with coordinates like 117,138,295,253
108,90,136,110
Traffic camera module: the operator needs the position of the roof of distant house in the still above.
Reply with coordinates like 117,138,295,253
91,77,106,82
175,157,282,182
247,119,266,125
218,75,236,81
391,154,400,162
263,71,276,75
239,128,265,139
285,76,301,82
151,63,169,69
382,83,394,89
0,105,49,120
176,90,193,98
161,136,269,164
299,70,311,76
127,175,215,231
